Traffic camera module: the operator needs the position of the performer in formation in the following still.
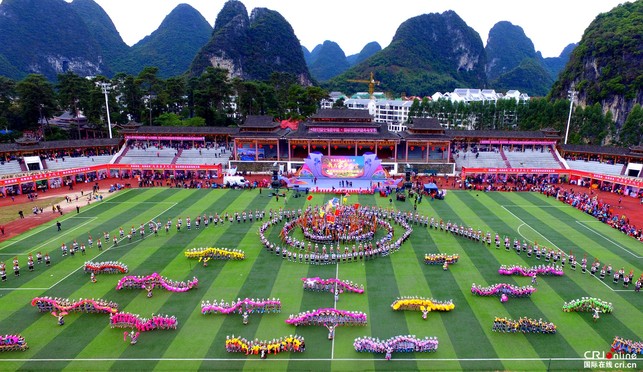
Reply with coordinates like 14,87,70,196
354,335,439,356
116,273,198,293
0,334,28,352
492,317,557,334
390,297,455,319
498,264,564,277
225,335,304,356
31,297,119,314
124,331,140,345
471,283,536,300
301,277,364,294
259,205,415,265
424,253,459,265
611,336,643,356
110,312,178,332
201,298,282,315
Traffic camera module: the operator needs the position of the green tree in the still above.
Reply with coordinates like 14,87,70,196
14,74,55,131
193,67,233,126
619,104,643,146
0,76,16,130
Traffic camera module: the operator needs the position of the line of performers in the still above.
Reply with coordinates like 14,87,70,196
430,217,641,292
302,277,364,294
471,283,536,298
492,317,557,334
611,336,643,356
285,308,368,327
225,335,305,358
31,297,119,314
1,253,50,281
354,335,439,356
0,334,28,352
109,312,178,332
201,298,282,315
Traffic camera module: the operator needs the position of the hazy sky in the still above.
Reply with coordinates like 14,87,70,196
88,0,630,58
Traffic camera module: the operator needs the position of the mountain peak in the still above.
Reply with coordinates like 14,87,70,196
190,1,310,83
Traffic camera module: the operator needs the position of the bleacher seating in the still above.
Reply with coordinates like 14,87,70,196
46,155,114,170
0,160,24,176
117,146,176,164
503,148,563,169
454,150,507,170
175,147,231,166
566,160,624,175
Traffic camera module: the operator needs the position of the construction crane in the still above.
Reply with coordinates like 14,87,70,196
347,72,380,99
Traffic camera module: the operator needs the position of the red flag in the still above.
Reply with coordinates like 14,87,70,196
307,195,313,201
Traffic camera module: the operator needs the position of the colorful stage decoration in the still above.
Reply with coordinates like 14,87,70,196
84,261,129,274
298,153,390,180
424,253,459,265
391,297,455,320
0,334,28,352
498,264,563,277
184,247,245,261
31,297,119,314
286,308,367,340
259,204,415,265
109,312,177,332
201,298,282,315
492,317,557,334
116,272,198,293
562,298,613,313
354,335,439,355
611,336,643,356
225,335,305,356
471,283,536,301
302,277,364,294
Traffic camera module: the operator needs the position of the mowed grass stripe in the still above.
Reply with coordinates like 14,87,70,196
112,190,268,371
487,192,643,344
361,196,417,372
199,192,285,371
0,189,189,331
445,193,595,359
14,190,207,370
517,192,642,272
382,199,463,370
65,189,232,371
330,249,373,371
421,196,518,370
457,192,636,354
107,189,251,371
0,188,169,255
450,193,589,360
286,208,336,372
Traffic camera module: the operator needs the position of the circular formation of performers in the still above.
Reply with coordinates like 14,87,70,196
259,205,419,265
492,317,557,334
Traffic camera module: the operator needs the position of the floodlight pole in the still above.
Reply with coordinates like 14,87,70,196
564,89,576,145
101,83,113,139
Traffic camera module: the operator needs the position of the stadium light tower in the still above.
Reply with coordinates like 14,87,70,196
100,82,113,139
564,88,576,145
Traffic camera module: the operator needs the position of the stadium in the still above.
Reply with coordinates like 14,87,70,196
0,109,641,371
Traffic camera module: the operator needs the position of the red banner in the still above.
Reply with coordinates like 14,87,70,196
462,167,643,188
0,164,222,186
309,127,377,134
125,135,205,141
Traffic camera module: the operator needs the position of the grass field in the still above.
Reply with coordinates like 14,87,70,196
0,188,641,371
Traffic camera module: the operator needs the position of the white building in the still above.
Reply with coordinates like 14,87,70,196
343,98,414,132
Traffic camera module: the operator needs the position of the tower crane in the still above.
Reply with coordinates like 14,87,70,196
347,72,380,99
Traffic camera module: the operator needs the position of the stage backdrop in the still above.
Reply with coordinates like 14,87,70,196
299,153,388,179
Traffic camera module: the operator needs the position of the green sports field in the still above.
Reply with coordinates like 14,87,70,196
0,188,641,371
